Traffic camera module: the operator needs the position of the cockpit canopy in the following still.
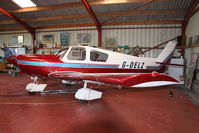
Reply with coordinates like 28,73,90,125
90,50,108,62
55,46,108,62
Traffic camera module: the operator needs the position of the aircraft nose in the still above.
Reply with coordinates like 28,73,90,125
6,56,18,65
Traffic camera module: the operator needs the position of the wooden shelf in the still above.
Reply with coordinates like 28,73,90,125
37,44,199,50
102,46,165,49
0,69,18,72
194,80,199,84
185,43,199,48
0,69,8,72
38,48,62,50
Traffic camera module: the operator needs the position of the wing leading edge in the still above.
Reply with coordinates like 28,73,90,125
48,71,179,88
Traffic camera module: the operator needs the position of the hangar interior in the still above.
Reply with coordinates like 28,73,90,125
0,0,199,133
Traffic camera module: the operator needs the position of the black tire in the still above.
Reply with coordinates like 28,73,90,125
28,91,36,95
41,78,47,82
64,84,72,87
79,100,88,103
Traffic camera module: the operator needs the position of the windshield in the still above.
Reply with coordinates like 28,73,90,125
67,47,86,60
55,48,69,59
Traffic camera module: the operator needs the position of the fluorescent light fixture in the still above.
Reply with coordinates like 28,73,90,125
12,0,36,8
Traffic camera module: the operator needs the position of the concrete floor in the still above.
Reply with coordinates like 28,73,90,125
0,73,199,133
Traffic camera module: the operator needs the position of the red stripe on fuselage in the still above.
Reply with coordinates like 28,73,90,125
18,55,63,63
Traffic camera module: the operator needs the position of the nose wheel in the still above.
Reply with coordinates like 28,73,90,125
26,76,47,95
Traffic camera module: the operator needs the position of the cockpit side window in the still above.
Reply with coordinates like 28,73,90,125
67,47,86,60
90,50,108,62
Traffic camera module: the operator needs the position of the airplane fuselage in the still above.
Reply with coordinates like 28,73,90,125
10,46,167,78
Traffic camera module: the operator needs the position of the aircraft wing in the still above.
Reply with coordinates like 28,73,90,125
48,71,179,87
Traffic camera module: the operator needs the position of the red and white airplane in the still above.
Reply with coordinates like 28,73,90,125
7,41,179,101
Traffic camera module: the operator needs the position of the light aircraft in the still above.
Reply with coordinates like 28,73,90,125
7,41,179,101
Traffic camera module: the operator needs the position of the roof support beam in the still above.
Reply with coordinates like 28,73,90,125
102,0,154,24
91,0,166,5
10,2,82,13
0,10,185,25
0,6,35,35
103,20,182,25
183,0,199,26
0,0,168,15
190,6,199,17
81,0,102,47
182,0,199,46
0,20,182,32
34,20,182,29
0,6,36,53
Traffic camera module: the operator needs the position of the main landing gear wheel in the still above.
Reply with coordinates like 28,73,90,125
75,80,102,101
62,80,76,87
79,100,89,103
28,91,36,95
64,84,72,87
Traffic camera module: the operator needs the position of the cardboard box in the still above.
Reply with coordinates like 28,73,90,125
43,51,51,55
0,62,7,70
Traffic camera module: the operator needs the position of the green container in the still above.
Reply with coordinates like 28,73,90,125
117,45,129,49
11,72,18,77
0,58,3,62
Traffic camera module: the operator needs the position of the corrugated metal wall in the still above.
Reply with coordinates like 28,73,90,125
36,27,98,47
0,31,32,57
0,31,32,47
185,11,199,66
103,24,181,57
0,24,181,58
